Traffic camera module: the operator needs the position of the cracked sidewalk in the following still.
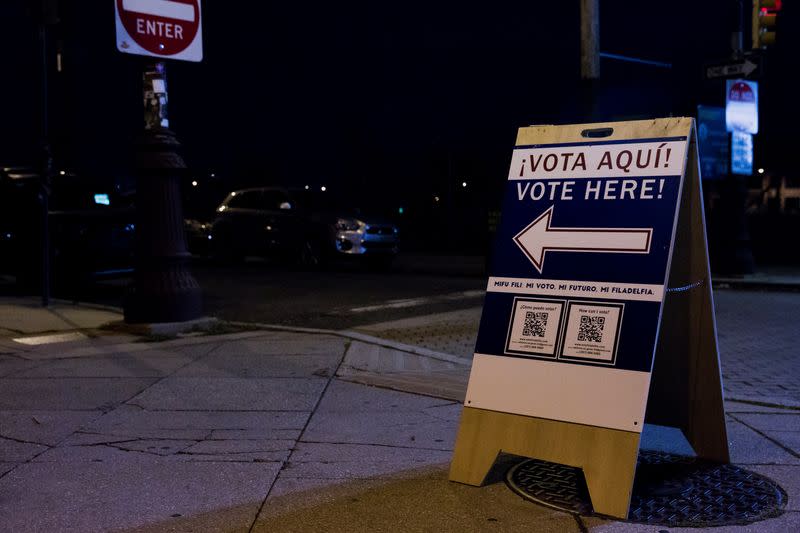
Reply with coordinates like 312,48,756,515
0,289,799,532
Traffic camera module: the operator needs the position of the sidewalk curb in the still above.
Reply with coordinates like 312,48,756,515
713,278,800,292
10,297,125,315
226,321,472,366
104,316,220,337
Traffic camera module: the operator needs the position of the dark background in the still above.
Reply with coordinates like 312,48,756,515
1,1,796,256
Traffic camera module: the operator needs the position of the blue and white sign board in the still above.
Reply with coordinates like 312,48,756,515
697,105,729,180
465,119,692,433
452,118,728,519
726,80,758,134
731,130,753,176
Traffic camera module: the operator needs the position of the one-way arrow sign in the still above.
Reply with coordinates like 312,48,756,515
513,206,653,273
706,59,759,80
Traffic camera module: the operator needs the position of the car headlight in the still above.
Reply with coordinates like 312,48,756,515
336,218,363,231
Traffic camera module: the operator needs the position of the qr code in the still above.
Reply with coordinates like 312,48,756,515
577,315,605,342
522,311,548,337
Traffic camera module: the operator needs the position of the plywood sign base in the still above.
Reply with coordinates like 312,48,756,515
449,407,640,518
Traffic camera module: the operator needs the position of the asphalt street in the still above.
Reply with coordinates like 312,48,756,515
1,258,487,330
194,262,485,329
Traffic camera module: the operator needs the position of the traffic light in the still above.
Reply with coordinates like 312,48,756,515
752,0,782,49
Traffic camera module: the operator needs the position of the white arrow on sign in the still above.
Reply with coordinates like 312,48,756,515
706,59,758,79
513,206,653,273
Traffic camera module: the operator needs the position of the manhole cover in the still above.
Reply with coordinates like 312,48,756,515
506,451,787,527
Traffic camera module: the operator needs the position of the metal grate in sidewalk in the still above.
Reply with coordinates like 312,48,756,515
506,450,786,527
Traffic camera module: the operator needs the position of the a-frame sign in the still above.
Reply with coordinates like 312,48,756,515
449,118,728,519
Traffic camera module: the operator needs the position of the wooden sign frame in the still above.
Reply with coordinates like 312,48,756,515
449,118,728,519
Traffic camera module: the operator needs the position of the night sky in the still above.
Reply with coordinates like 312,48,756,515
1,1,795,206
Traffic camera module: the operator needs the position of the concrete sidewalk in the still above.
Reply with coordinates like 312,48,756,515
0,289,798,532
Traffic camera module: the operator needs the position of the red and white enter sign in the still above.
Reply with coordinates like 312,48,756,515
115,0,203,62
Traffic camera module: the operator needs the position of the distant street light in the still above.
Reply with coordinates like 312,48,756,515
462,181,467,188
757,168,765,174
191,180,198,187
321,186,327,192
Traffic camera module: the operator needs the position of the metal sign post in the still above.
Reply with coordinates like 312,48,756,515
115,1,204,323
123,62,202,323
449,118,728,519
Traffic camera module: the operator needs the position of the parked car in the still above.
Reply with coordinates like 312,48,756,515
0,167,135,289
209,186,399,268
184,217,213,256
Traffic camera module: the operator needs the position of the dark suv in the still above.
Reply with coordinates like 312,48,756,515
209,186,399,268
0,167,135,289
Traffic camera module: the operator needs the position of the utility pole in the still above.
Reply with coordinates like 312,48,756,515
732,0,745,58
36,0,58,307
717,0,755,275
580,0,600,80
580,0,600,123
